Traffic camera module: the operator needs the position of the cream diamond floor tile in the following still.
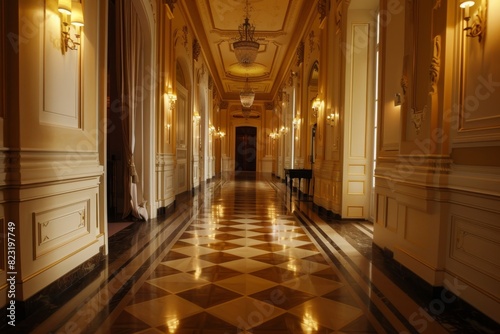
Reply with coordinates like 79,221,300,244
281,275,344,296
276,259,331,275
227,230,266,238
277,238,313,248
207,296,285,330
181,236,219,245
288,297,363,331
161,258,215,272
275,247,319,259
223,247,269,258
219,258,273,273
230,238,268,247
231,218,264,224
214,274,279,295
147,273,210,294
173,245,219,257
124,295,204,328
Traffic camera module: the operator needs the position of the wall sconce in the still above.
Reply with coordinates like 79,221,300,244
312,97,322,117
459,0,484,41
193,112,201,123
58,0,84,51
165,123,171,143
292,117,301,129
167,90,177,111
326,113,334,126
209,124,216,135
215,127,225,139
269,130,279,139
394,93,402,106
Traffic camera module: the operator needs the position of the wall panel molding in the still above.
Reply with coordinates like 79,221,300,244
34,199,91,259
450,215,500,281
41,0,81,128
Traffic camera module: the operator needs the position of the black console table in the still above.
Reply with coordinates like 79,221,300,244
284,168,313,201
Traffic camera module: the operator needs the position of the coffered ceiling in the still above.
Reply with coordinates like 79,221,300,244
179,0,318,102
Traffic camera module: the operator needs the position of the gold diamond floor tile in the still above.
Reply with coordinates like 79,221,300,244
249,285,316,310
156,312,235,333
207,296,286,330
177,284,243,308
276,258,331,275
225,237,274,247
249,252,291,265
214,274,279,295
250,242,289,252
249,266,302,283
288,297,364,331
219,258,274,273
198,241,243,251
124,295,204,328
186,264,243,282
281,274,344,296
160,257,215,272
250,312,334,333
147,273,210,294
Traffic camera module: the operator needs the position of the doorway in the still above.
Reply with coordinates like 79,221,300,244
106,0,154,224
235,126,257,171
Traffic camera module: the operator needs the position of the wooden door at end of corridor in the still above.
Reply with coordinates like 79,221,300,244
235,126,257,171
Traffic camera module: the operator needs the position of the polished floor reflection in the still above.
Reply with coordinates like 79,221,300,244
13,173,498,333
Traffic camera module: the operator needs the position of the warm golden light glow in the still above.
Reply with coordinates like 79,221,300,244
71,2,84,26
460,0,475,8
166,318,179,333
301,312,319,332
58,0,72,15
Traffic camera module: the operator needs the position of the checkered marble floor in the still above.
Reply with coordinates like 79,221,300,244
22,173,493,334
107,177,374,333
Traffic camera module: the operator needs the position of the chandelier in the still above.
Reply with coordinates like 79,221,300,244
240,78,255,108
233,0,259,66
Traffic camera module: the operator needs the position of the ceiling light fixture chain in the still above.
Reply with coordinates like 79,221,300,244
233,0,260,66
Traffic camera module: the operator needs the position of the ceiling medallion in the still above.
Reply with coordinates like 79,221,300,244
233,0,259,66
240,77,255,108
242,107,252,119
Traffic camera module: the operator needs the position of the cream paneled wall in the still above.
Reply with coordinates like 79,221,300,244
374,0,500,321
0,0,106,306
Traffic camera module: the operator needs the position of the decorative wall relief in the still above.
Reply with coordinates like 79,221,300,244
174,25,189,55
193,39,201,62
296,41,304,66
309,30,319,54
165,0,177,12
335,0,343,33
429,35,441,94
317,0,329,23
411,105,426,135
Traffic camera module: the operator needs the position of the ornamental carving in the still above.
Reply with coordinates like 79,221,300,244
296,41,304,66
165,0,177,12
429,35,441,94
318,0,329,22
193,39,201,62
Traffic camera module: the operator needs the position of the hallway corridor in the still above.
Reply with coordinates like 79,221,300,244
12,174,498,333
